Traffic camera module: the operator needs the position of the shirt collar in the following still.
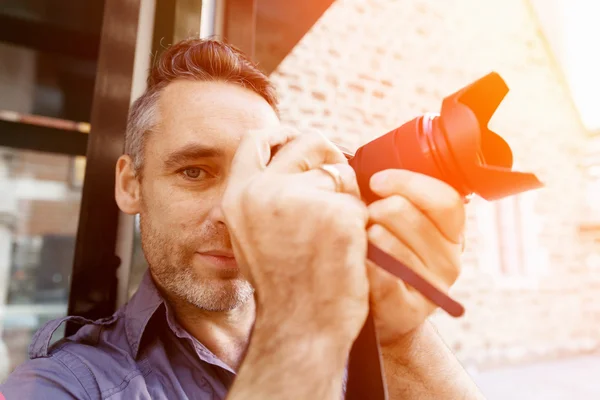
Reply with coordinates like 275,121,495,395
124,270,165,359
124,270,236,373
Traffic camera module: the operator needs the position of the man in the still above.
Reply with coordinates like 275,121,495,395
0,38,485,399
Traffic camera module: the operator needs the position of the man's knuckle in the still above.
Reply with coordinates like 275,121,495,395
348,198,369,223
386,195,412,216
435,260,456,285
445,256,462,282
367,223,387,242
449,265,461,283
441,189,464,213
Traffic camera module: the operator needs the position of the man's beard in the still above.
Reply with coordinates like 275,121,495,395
139,214,254,312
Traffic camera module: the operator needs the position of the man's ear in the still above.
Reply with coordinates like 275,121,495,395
115,155,141,215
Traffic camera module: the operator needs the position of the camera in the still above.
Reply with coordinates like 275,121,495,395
344,72,543,204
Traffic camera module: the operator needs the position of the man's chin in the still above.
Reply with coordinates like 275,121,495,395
197,265,242,280
187,279,255,311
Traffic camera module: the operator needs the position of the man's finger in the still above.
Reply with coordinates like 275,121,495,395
267,130,348,174
227,126,300,190
301,163,361,197
368,195,461,286
367,223,449,296
369,169,465,243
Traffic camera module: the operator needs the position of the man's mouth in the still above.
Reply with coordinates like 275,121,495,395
196,250,237,268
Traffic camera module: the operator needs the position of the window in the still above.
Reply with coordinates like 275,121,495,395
474,189,548,288
0,147,81,380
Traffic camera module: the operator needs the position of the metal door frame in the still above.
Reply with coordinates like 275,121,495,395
65,0,146,335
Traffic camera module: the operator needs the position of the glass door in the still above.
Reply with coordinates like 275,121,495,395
0,0,103,380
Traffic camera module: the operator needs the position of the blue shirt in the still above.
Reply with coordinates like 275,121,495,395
0,271,240,399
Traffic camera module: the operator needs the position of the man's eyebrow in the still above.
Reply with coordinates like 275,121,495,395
162,143,223,168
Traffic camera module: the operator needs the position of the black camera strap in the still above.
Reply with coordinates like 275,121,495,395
345,311,388,400
345,241,463,400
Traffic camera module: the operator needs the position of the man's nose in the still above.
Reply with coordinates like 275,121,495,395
207,199,227,225
206,181,230,225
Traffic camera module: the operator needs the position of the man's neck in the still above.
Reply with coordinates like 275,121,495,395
168,297,256,371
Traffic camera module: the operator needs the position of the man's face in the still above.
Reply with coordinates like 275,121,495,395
138,80,279,311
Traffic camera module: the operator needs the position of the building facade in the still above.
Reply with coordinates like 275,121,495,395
268,0,600,370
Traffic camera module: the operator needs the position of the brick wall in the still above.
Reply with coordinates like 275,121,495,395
269,0,598,370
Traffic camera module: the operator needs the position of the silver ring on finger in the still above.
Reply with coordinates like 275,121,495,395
319,164,343,193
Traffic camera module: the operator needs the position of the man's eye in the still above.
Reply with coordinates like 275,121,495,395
182,167,206,179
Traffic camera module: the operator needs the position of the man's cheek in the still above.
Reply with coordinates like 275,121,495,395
166,202,202,230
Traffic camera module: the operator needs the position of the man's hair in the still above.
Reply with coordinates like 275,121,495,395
125,38,279,173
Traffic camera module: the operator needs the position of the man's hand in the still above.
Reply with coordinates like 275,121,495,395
365,168,465,345
362,168,486,399
222,127,370,400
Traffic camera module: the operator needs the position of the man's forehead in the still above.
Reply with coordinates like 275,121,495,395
150,80,279,154
158,80,277,125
